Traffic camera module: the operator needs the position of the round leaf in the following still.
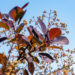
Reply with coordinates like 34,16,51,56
9,6,24,21
48,28,61,40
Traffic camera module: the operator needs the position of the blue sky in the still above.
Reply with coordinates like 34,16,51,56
0,0,75,50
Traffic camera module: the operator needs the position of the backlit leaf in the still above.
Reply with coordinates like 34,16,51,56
15,23,25,33
0,22,9,30
49,45,62,49
9,6,24,21
48,28,61,40
27,35,33,41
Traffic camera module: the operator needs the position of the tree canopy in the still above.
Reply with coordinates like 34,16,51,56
0,2,75,75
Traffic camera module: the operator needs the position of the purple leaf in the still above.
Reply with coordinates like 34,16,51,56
37,17,47,35
50,36,69,45
25,54,33,62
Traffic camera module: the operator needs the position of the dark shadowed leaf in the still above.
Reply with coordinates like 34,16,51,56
38,17,47,35
0,37,7,42
27,25,44,42
27,25,38,38
15,11,24,22
32,27,45,41
50,36,69,45
39,53,54,63
28,62,34,75
18,10,27,24
33,36,42,45
48,28,61,40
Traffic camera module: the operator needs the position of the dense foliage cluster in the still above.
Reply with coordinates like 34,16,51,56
0,2,74,75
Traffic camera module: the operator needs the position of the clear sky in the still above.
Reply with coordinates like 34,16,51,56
0,0,75,49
